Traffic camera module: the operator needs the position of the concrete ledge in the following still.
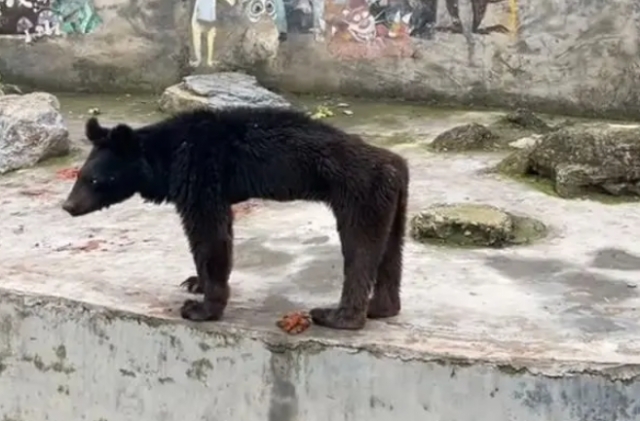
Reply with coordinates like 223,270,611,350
1,288,640,421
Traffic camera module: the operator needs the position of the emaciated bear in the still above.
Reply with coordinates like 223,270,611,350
62,106,409,330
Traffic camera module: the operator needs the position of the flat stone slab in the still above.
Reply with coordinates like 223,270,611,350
411,203,547,247
1,142,640,419
158,73,292,114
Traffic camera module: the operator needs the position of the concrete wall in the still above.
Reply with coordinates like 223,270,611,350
2,289,640,421
0,0,639,117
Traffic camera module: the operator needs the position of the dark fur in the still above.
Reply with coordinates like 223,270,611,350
62,106,409,330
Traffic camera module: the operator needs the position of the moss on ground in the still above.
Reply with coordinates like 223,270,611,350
495,170,640,205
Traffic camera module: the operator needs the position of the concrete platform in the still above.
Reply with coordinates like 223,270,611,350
2,133,640,419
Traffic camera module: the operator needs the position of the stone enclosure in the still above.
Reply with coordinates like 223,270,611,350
0,0,639,117
1,0,640,413
2,91,640,419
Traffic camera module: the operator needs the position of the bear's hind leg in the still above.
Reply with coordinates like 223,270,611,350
368,182,407,319
180,208,234,321
311,191,397,330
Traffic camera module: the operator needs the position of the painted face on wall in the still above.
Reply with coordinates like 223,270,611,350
244,0,277,23
342,6,376,42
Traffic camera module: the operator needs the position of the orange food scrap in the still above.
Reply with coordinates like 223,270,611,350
56,167,79,180
277,311,312,335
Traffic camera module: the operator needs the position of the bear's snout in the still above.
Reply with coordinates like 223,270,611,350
62,199,83,217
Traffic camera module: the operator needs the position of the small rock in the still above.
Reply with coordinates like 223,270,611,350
509,134,542,149
0,92,69,174
337,103,350,108
158,73,292,114
342,110,353,116
410,203,547,248
504,108,552,133
88,107,101,115
430,123,498,152
627,283,637,289
485,109,554,147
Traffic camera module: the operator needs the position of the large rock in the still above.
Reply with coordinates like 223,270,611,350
158,73,292,114
0,92,70,174
410,203,547,248
496,125,640,198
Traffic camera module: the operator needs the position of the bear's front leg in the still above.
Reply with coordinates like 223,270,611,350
179,208,234,321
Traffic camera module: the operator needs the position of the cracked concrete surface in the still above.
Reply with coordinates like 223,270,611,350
1,100,640,420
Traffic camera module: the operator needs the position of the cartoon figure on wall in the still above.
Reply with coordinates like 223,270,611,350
324,0,415,59
322,0,519,60
190,0,291,66
190,0,236,67
0,0,100,37
242,0,287,36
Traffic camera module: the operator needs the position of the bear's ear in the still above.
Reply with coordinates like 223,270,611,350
108,124,141,157
85,117,109,144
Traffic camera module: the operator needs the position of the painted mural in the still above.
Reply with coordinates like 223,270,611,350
190,0,312,67
190,0,236,67
189,0,519,64
0,0,101,37
323,0,519,59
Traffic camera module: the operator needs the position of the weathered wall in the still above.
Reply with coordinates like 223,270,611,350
0,0,639,117
258,0,640,118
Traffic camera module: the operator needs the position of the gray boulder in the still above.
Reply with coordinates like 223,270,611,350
158,73,292,114
430,123,498,152
496,125,640,198
0,92,69,174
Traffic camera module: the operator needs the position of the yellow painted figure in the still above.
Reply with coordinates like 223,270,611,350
191,0,236,67
508,0,519,40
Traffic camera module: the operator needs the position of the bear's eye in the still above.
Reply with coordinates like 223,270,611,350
90,177,110,189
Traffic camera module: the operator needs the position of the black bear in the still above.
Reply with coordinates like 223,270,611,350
62,106,409,330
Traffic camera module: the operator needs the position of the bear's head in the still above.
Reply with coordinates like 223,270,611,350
62,117,144,217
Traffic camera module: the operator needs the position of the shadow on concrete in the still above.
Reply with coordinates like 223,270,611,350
590,247,640,271
484,255,638,333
